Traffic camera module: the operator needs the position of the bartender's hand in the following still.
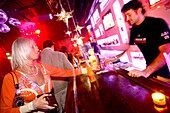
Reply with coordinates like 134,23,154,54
34,94,55,110
104,58,111,66
104,57,117,66
128,69,148,78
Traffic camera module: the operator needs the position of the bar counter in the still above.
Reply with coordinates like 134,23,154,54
65,68,170,113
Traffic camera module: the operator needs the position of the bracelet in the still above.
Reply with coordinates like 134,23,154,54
114,56,118,61
33,100,36,110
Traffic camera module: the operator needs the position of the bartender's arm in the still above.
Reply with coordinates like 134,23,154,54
128,43,170,78
104,44,130,66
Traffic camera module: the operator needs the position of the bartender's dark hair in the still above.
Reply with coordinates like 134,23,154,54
43,40,54,48
121,0,146,14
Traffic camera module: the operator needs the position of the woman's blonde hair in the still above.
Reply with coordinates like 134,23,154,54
11,37,32,70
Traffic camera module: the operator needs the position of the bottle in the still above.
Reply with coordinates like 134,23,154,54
88,49,98,70
79,61,87,74
96,53,102,70
73,56,79,69
86,61,96,82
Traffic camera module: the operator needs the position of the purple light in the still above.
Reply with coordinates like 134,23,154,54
0,24,10,33
9,17,21,27
0,9,8,24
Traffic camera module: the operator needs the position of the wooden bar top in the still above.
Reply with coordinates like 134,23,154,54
65,69,170,113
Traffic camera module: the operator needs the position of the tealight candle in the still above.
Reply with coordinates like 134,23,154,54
152,93,166,106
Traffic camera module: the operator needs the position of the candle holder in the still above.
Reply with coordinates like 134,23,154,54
154,104,168,112
152,93,166,106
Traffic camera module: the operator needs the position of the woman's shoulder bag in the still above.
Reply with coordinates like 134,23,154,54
10,71,24,107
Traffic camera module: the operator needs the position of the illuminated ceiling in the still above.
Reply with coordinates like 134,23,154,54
0,0,94,44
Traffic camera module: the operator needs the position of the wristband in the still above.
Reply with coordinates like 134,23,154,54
33,100,36,110
115,56,118,61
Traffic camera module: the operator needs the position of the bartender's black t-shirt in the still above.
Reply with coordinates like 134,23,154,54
130,17,170,78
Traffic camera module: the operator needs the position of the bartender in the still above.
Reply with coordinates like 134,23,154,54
105,0,170,78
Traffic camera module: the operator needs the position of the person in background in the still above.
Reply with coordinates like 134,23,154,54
40,40,73,113
89,38,101,55
105,0,170,78
70,48,79,68
60,46,73,65
80,44,91,61
89,38,102,68
0,37,73,113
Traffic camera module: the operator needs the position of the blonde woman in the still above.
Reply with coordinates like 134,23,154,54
0,37,73,113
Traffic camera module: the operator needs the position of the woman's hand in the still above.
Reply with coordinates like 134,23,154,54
34,94,55,110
